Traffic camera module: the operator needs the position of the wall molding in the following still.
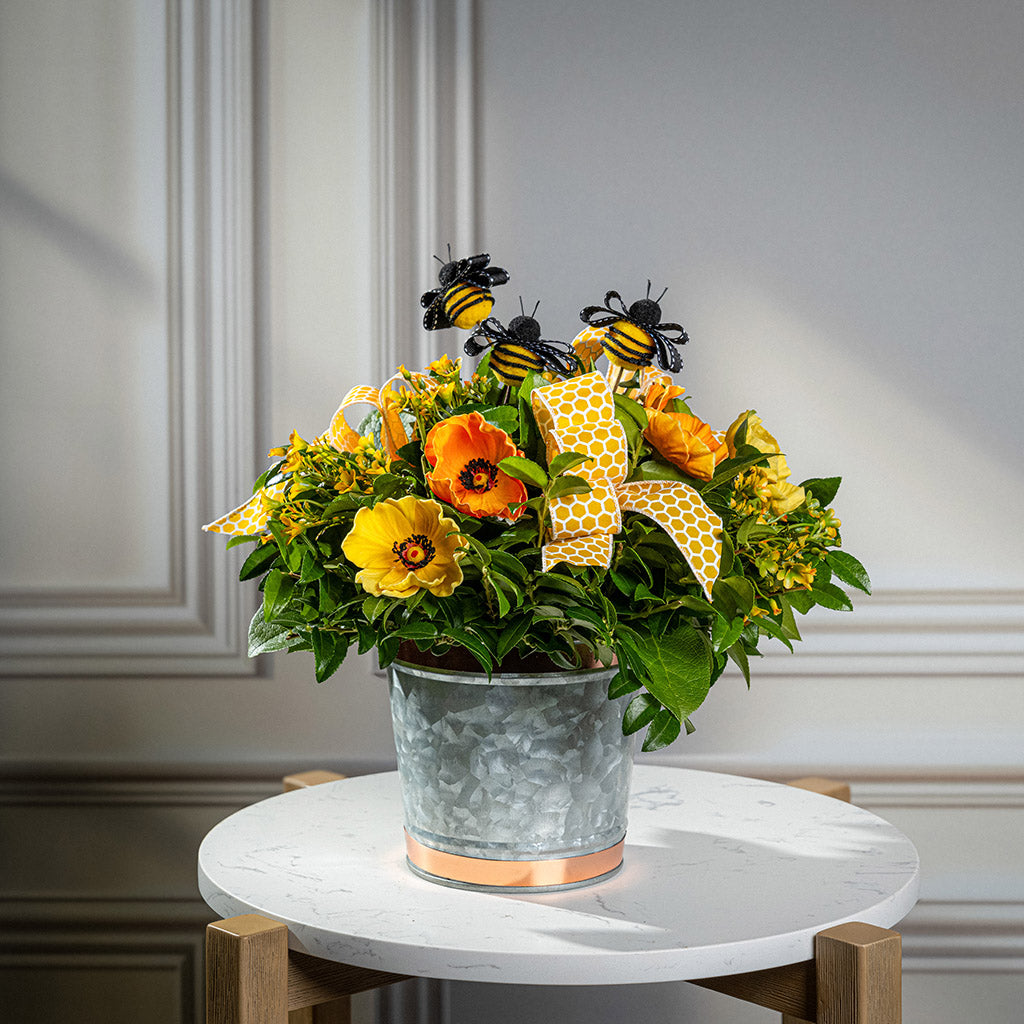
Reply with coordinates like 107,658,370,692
0,928,204,1024
0,0,257,677
372,0,479,381
748,588,1024,676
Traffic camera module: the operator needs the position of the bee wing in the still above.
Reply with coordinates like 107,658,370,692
604,290,629,314
463,334,491,357
655,321,689,343
423,298,453,331
538,340,580,376
579,307,618,326
483,266,509,287
420,287,442,309
652,332,684,373
451,253,490,282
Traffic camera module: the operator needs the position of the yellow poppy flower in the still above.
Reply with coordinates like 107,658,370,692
341,496,467,598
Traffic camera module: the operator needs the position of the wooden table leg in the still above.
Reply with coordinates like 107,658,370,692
207,914,289,1024
815,922,902,1024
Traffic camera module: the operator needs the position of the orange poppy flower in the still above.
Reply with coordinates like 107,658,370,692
424,412,527,519
641,377,686,413
644,410,728,482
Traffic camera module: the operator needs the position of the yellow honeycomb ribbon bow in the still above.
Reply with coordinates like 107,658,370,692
203,373,412,537
530,371,723,599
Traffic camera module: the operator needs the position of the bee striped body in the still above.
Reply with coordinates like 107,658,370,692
443,282,494,330
578,286,688,374
465,313,579,388
601,318,656,369
488,341,548,387
421,252,509,331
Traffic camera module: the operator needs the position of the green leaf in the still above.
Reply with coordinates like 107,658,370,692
737,517,778,545
630,458,703,486
239,542,279,582
496,616,532,661
622,693,661,735
488,549,529,582
393,621,441,640
548,451,593,477
727,640,751,687
546,474,592,500
786,589,815,614
641,708,682,752
801,476,842,506
517,370,547,402
299,551,325,583
754,615,794,651
608,669,641,699
451,402,519,436
719,529,736,577
779,596,803,640
809,581,854,611
613,393,649,431
498,456,549,488
709,445,771,486
446,628,494,673
621,624,712,720
262,569,295,621
311,629,348,682
362,595,392,622
711,614,745,654
827,550,872,594
712,576,754,620
247,611,293,657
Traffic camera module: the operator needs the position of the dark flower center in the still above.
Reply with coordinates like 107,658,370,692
393,534,435,570
458,457,498,493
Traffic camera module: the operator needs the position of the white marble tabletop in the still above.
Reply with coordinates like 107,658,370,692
198,765,919,985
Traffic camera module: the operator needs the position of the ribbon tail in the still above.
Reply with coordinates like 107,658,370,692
541,534,615,572
203,479,287,536
617,481,722,600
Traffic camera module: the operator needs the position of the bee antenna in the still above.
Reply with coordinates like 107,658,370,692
447,242,452,261
646,279,653,298
432,253,444,265
531,299,540,318
519,295,526,316
656,285,668,303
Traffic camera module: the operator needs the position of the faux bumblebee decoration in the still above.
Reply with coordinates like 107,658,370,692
420,250,510,331
579,282,688,373
465,302,579,388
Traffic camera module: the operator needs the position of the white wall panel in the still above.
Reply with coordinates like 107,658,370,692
0,0,257,675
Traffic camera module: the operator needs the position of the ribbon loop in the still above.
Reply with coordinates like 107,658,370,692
531,372,722,598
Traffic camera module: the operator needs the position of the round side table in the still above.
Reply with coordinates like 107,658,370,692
199,765,919,986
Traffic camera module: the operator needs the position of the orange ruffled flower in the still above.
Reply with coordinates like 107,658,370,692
644,410,728,482
424,412,527,519
641,377,686,414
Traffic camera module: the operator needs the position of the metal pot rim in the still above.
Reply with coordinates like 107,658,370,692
390,659,619,686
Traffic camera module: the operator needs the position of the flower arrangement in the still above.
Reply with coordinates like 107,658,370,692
205,254,869,752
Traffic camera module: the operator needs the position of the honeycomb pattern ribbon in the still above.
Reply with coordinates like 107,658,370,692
203,373,412,537
531,371,722,598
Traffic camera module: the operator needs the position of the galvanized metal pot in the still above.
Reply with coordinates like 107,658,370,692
387,660,634,892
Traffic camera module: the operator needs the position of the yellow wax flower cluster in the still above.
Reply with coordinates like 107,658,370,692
263,430,391,542
733,477,844,601
391,356,497,435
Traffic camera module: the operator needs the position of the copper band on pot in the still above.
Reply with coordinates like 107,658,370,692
405,831,624,889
